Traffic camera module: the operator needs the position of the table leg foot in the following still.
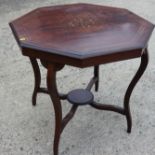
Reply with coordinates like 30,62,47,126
126,112,132,133
124,49,148,133
94,66,99,92
29,58,41,106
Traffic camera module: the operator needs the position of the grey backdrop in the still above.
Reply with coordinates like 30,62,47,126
0,0,155,155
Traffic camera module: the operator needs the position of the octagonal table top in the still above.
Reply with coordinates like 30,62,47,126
10,3,154,67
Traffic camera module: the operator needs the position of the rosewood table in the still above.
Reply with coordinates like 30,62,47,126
9,3,154,155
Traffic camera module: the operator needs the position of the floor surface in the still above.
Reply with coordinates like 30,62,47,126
0,0,155,155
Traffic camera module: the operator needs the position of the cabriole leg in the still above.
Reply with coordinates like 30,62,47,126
94,65,99,91
124,49,149,133
46,63,63,155
29,58,41,106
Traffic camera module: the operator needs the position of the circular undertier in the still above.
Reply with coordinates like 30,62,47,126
67,89,94,106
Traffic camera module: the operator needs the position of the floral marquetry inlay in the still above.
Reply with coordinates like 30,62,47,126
68,14,96,29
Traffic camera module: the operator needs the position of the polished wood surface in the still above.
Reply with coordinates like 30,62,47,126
10,3,154,67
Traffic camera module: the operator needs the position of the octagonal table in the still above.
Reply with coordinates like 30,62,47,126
10,3,154,155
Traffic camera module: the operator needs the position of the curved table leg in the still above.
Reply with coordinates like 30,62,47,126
46,63,63,155
29,58,41,106
124,49,149,133
94,65,99,91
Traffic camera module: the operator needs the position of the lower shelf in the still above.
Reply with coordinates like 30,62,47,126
67,89,94,106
